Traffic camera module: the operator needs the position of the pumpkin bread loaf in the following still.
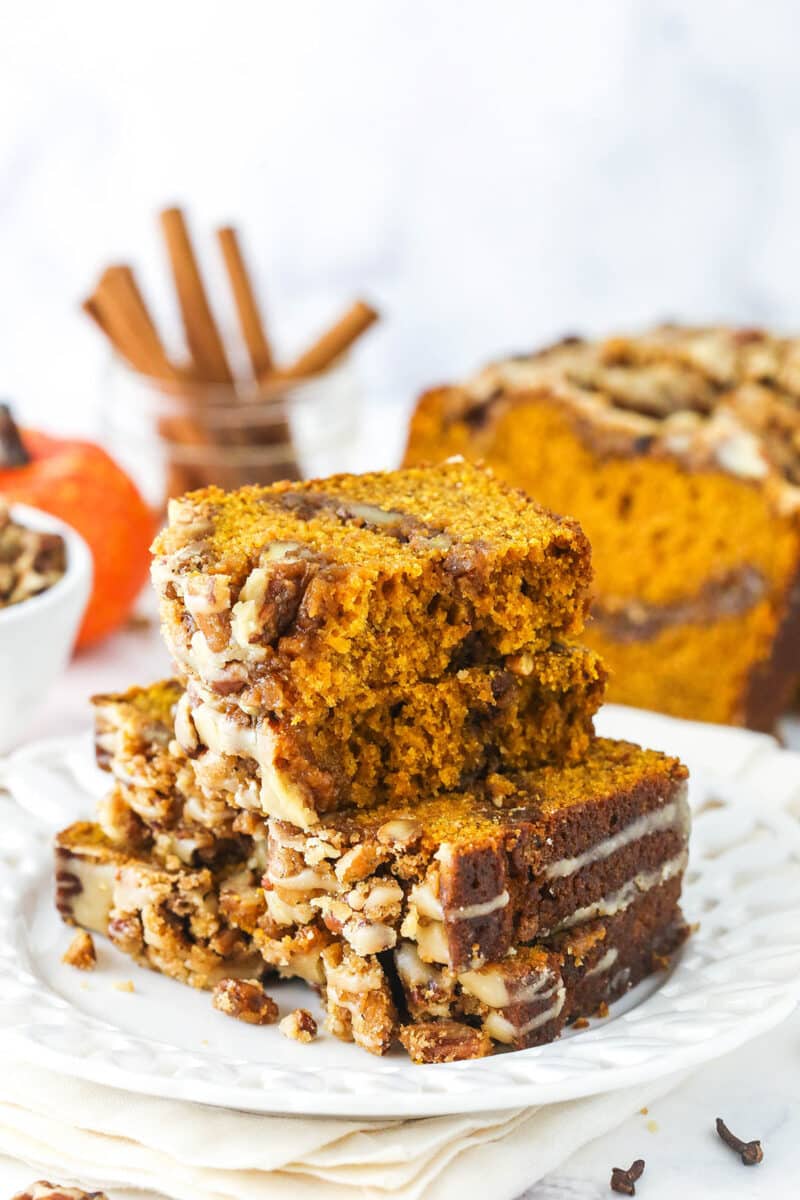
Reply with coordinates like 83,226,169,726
405,325,800,727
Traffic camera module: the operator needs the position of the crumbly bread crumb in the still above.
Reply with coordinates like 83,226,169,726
212,977,279,1025
399,1020,492,1063
279,1008,318,1043
113,979,135,993
62,930,96,971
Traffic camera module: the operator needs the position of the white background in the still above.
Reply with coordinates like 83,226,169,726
2,7,800,1194
3,0,800,436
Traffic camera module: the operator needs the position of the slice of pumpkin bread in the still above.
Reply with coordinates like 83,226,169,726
55,812,687,1060
92,652,606,836
263,737,689,972
151,460,593,721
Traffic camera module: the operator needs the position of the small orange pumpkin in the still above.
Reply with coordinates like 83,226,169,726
0,410,155,647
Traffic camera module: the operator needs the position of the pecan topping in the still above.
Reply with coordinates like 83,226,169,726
399,1019,492,1063
211,977,279,1025
376,818,422,849
0,500,67,608
335,840,387,884
183,573,232,652
107,913,145,956
279,1008,318,1043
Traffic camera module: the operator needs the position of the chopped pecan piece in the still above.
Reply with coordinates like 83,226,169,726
334,839,387,884
212,977,279,1025
219,880,266,934
279,1008,318,1043
0,499,66,608
322,942,397,1055
108,913,144,956
376,817,422,849
62,930,96,971
506,651,534,677
399,1019,493,1063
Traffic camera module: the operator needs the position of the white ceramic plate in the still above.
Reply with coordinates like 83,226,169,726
0,707,799,1119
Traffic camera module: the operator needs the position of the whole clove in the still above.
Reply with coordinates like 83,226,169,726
610,1158,645,1195
715,1117,763,1166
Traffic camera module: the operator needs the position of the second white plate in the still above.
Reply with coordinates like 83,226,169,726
1,707,799,1118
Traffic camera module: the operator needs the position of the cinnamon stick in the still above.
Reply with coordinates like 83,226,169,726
84,270,211,495
217,225,275,377
82,292,153,376
160,207,233,383
82,296,114,342
83,207,379,501
276,299,378,381
95,265,180,380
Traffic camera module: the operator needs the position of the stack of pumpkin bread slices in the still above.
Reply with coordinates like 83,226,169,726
55,460,690,1062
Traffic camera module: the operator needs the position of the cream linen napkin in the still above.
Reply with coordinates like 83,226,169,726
0,1060,688,1200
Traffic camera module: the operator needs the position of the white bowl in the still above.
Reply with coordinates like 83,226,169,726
0,504,92,753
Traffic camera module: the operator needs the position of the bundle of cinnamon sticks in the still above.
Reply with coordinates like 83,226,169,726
83,207,378,498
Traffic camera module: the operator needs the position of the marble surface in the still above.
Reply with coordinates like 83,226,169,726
529,1009,800,1198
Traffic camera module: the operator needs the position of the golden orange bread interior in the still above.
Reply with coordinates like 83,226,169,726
93,642,607,839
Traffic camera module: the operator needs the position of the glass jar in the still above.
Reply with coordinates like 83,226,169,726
101,354,362,509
